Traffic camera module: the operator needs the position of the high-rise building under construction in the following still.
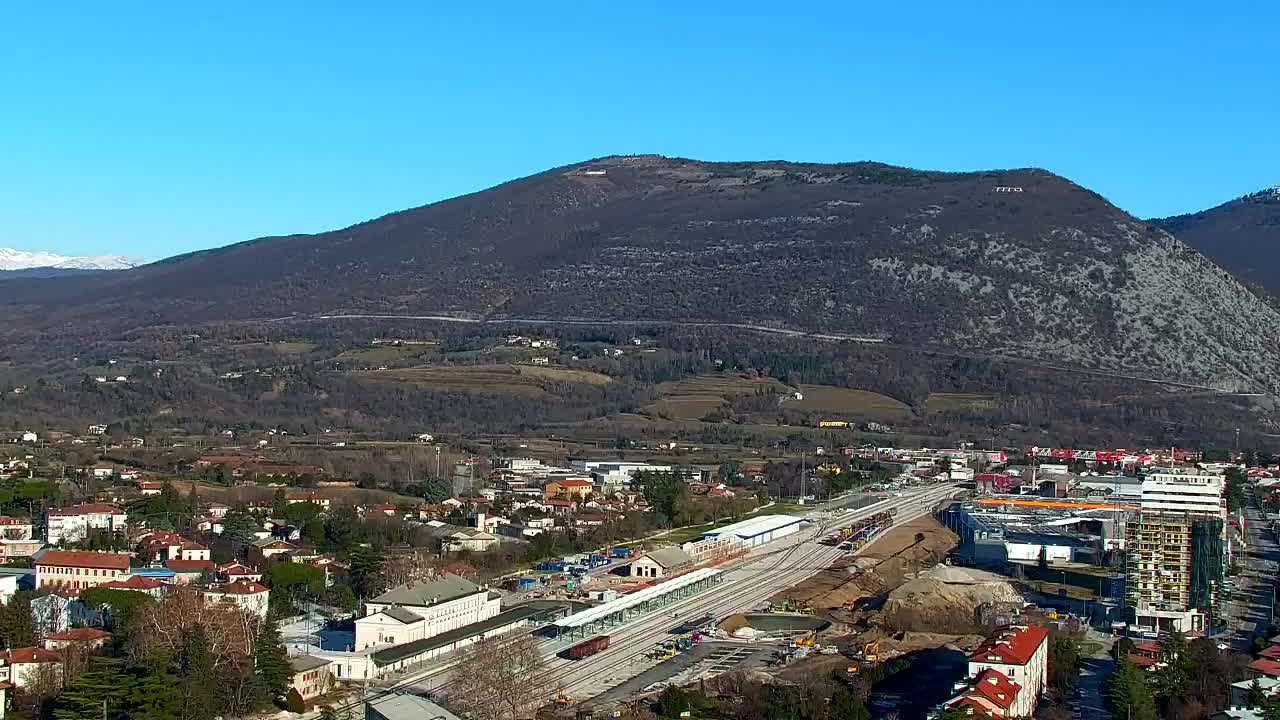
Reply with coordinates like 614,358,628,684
1126,467,1226,633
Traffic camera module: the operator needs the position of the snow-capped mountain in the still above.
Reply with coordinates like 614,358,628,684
0,247,139,271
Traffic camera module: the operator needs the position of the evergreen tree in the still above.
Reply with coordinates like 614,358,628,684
1104,658,1157,720
178,625,219,720
272,487,288,517
0,591,36,648
1249,679,1268,708
828,687,871,720
254,615,293,699
319,706,339,720
54,657,133,720
348,545,385,599
128,654,183,720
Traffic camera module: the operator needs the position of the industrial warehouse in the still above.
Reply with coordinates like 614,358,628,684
699,514,811,547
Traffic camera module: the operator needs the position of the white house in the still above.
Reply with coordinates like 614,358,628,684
355,575,500,651
20,432,38,443
204,580,270,619
950,625,1050,718
45,503,128,544
0,516,34,541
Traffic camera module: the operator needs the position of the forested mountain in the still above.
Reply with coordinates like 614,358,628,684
3,155,1280,395
1153,187,1280,295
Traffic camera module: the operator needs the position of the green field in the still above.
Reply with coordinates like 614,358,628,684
925,392,998,411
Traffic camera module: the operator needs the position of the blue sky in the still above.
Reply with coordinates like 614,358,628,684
1,2,1275,261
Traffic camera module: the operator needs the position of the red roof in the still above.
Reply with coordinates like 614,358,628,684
35,550,130,571
1133,640,1162,655
1127,654,1158,667
0,516,32,526
947,697,995,719
967,668,1021,709
165,559,215,573
1250,659,1280,677
555,479,593,488
49,503,121,517
45,628,112,642
1,647,60,664
969,625,1050,666
100,575,165,591
209,580,268,595
545,499,575,507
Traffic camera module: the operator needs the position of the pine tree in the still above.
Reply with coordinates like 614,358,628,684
1104,658,1157,720
829,687,871,720
1249,679,1268,708
348,545,385,599
128,654,183,720
0,592,36,648
54,657,133,720
254,615,293,700
179,625,219,720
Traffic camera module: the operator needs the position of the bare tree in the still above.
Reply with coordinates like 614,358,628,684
127,584,256,668
445,633,546,720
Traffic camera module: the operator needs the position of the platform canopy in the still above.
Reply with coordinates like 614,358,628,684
551,568,722,629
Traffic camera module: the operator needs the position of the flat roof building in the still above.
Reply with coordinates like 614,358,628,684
701,514,809,547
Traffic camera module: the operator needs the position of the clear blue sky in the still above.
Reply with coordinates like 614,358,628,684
1,2,1275,261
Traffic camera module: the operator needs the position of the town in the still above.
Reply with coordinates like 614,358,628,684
0,427,1277,720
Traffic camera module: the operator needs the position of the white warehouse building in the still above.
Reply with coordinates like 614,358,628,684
700,514,810,548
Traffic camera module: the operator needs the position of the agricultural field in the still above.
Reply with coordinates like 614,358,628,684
645,373,789,420
924,392,998,411
789,384,911,418
353,363,611,396
333,344,436,366
234,340,317,355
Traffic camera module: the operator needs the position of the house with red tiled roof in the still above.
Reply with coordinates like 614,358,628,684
544,499,576,515
165,558,216,583
203,580,270,618
99,574,166,597
945,668,1021,718
44,628,112,651
544,478,593,501
1249,659,1280,678
960,626,1050,717
33,550,130,591
0,647,62,689
1258,645,1280,661
218,562,263,584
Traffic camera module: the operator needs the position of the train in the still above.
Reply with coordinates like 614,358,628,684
562,635,611,660
669,612,715,635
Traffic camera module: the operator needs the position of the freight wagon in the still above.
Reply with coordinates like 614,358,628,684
562,635,611,660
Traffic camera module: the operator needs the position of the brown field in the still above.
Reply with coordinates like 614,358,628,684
789,384,910,417
924,392,998,411
644,373,789,419
333,345,435,365
353,363,611,396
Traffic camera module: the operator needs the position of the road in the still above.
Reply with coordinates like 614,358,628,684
404,484,959,703
1223,482,1279,651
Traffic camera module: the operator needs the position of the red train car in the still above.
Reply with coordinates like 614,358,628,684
563,635,611,660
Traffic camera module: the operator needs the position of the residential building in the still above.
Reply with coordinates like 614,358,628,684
0,539,43,565
33,550,129,591
355,575,501,651
218,561,263,583
0,516,34,541
204,580,270,618
31,594,102,637
44,628,112,652
248,537,297,565
45,503,128,544
1127,467,1226,633
99,574,166,597
165,559,215,583
544,479,594,501
0,647,62,690
630,547,693,579
287,655,333,706
956,625,1050,717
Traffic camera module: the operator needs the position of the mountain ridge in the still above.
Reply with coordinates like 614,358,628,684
2,155,1279,397
0,246,139,271
1152,187,1280,295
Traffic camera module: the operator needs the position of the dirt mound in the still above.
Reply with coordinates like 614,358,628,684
772,516,959,611
878,567,1025,633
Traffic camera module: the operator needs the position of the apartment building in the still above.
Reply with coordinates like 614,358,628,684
33,549,130,591
946,625,1050,718
45,503,128,544
1126,467,1226,633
